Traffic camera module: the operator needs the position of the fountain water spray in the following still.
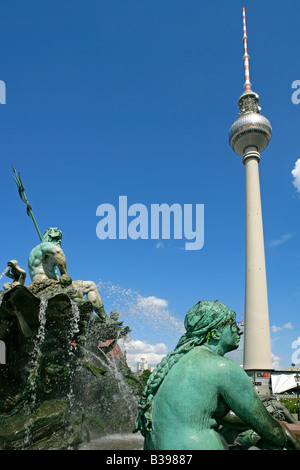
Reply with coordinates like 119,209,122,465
96,280,184,371
98,347,138,420
66,300,81,406
0,267,10,306
0,267,10,282
23,298,48,447
97,280,184,337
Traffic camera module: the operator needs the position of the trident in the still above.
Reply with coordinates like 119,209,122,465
12,165,43,241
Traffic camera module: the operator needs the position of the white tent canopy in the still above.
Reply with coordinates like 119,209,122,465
271,374,298,394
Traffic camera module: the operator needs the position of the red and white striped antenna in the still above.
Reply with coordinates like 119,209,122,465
242,7,252,91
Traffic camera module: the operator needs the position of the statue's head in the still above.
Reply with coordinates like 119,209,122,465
177,300,241,353
42,227,63,246
184,300,234,332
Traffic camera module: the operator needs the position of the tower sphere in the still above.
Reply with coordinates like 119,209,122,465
229,91,272,156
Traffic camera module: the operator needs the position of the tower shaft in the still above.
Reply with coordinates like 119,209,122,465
243,147,272,371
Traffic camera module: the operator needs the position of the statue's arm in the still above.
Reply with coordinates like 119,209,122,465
41,243,68,274
218,410,250,431
41,243,71,283
219,361,298,449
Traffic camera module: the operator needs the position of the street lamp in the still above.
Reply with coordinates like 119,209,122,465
294,372,300,421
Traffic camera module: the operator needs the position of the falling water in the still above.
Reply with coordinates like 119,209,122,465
0,266,10,306
25,299,48,404
0,266,9,282
66,300,81,406
70,300,80,336
0,267,10,307
79,432,144,450
76,280,185,449
76,342,137,413
98,347,138,419
23,298,48,447
76,341,138,431
76,339,143,451
96,279,185,374
97,280,184,339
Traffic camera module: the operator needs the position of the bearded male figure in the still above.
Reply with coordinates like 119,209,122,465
28,227,113,322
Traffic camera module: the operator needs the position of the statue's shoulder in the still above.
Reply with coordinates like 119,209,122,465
214,355,247,384
40,241,60,253
28,243,42,256
192,346,242,374
29,241,58,258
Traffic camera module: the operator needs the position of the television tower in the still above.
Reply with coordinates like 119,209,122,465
229,8,273,375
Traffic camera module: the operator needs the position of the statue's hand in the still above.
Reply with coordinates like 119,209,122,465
59,274,72,286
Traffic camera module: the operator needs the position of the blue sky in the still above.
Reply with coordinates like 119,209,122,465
0,0,300,370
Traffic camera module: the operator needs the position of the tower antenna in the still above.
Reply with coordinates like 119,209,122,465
242,7,251,91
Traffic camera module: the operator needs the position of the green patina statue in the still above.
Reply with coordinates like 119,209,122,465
136,300,300,450
11,169,119,324
0,170,134,449
28,227,118,324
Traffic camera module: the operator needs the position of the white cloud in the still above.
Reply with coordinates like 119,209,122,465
272,352,281,370
96,281,185,369
271,325,282,333
119,336,168,371
97,280,185,338
155,241,164,249
268,233,293,247
292,158,300,192
127,294,185,337
136,295,168,309
283,322,294,330
271,322,294,333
